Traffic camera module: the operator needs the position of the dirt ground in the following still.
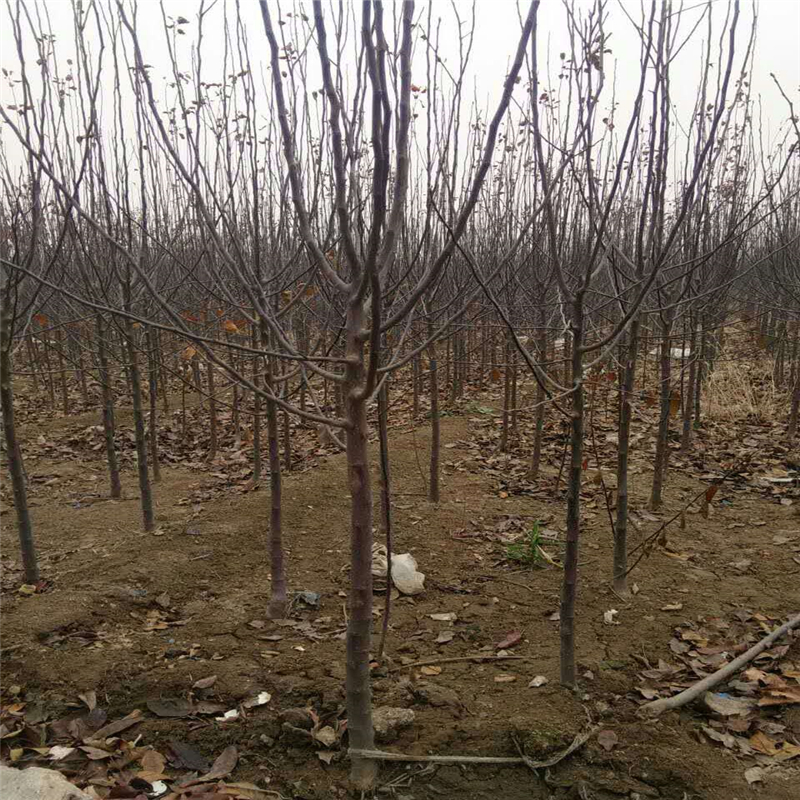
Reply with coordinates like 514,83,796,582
2,373,799,800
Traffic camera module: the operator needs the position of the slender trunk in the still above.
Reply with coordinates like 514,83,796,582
26,335,39,394
377,378,392,661
614,318,640,595
510,344,518,439
560,297,584,688
412,354,420,417
207,359,218,461
96,315,121,499
125,321,154,532
500,336,510,453
529,312,547,479
1,304,39,583
147,328,161,483
343,301,377,790
157,330,169,414
681,322,698,453
650,320,673,510
282,407,291,471
77,341,89,405
56,326,69,415
265,352,287,618
42,329,56,409
252,325,262,482
428,328,440,503
789,372,800,440
694,321,707,425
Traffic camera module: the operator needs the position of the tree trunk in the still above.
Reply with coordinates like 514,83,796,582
126,321,155,531
96,315,121,499
207,358,218,462
500,336,510,453
681,322,698,453
56,326,69,415
147,328,161,483
376,378,392,661
343,301,377,790
614,318,639,595
560,296,584,688
428,330,440,503
1,302,39,583
650,320,673,511
529,313,547,480
265,356,287,618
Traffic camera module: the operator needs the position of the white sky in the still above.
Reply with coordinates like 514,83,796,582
1,1,799,165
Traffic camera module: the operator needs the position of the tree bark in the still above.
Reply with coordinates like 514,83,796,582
343,300,377,789
560,296,584,688
96,315,121,499
428,330,440,503
614,318,640,595
1,301,39,583
125,320,155,532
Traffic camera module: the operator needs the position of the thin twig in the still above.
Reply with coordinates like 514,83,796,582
388,655,526,673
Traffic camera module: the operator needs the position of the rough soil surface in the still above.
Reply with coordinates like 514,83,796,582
2,376,799,799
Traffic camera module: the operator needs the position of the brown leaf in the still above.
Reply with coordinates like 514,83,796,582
495,630,523,650
749,730,780,756
193,701,227,715
420,666,442,676
702,726,736,748
198,745,238,781
597,729,619,751
193,675,218,690
78,691,97,711
140,749,166,775
147,698,192,718
91,709,143,740
744,766,764,785
168,738,211,772
758,686,800,706
80,745,114,760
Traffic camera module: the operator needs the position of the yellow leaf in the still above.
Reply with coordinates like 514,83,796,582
181,346,197,361
224,320,239,333
750,731,780,756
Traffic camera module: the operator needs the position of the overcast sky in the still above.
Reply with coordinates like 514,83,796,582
2,1,799,164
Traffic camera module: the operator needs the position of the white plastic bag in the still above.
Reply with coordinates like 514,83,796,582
371,544,425,595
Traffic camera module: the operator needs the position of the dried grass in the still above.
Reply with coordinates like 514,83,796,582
702,355,781,423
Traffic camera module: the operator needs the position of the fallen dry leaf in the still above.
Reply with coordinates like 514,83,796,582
749,730,780,756
147,698,192,718
758,686,800,706
744,766,764,785
420,666,442,676
597,729,619,751
495,631,523,650
198,745,238,781
91,710,143,740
